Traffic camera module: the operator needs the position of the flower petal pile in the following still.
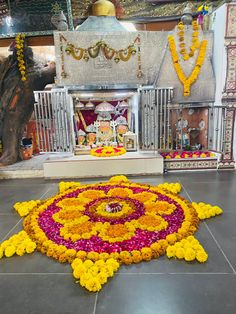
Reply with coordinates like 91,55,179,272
161,151,215,159
0,176,223,292
90,146,126,157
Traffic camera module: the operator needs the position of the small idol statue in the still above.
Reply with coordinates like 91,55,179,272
78,129,86,146
115,116,129,144
86,124,97,147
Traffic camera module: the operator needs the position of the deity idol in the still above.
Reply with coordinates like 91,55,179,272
115,116,129,144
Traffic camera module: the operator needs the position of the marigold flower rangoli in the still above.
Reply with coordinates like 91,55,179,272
0,175,223,292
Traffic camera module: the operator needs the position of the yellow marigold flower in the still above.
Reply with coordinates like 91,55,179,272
186,236,196,243
5,246,16,258
183,242,192,249
104,265,114,277
97,272,108,284
65,249,77,259
107,187,133,198
80,273,93,287
192,244,202,251
110,252,119,260
76,251,87,261
106,258,119,268
0,247,3,259
196,250,208,263
84,260,94,269
184,248,196,262
183,54,189,61
174,242,182,249
175,248,185,259
87,252,99,261
79,190,106,200
109,175,129,184
166,233,177,245
150,243,162,253
85,278,102,292
131,250,143,263
71,258,83,268
58,181,80,193
73,266,86,279
95,260,105,267
16,245,26,256
88,266,99,276
158,239,168,250
99,252,110,261
141,247,152,261
166,246,176,258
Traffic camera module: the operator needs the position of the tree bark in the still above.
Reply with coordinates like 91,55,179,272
0,48,56,166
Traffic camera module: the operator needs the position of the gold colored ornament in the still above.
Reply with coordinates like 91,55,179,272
63,37,137,64
136,34,144,79
60,34,143,79
59,34,67,78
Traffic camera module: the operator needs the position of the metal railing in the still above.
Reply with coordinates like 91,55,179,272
34,89,73,153
139,87,173,150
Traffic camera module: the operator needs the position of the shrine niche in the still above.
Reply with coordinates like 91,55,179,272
72,94,134,155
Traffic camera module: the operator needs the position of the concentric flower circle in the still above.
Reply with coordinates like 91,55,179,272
23,178,199,262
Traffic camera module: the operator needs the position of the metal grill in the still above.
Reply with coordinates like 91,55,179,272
139,87,173,150
34,89,74,153
208,106,224,152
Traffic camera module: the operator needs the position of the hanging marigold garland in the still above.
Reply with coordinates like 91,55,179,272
15,33,26,81
168,22,208,97
177,21,200,61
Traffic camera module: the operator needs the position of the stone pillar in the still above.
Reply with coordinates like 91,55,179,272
218,3,236,169
218,105,235,168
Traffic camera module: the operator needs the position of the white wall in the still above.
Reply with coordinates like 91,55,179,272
210,4,227,152
211,3,227,106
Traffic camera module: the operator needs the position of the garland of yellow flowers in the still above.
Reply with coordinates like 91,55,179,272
177,21,200,61
64,38,137,63
15,33,26,81
168,34,208,97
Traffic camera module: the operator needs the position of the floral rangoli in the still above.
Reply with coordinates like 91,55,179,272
0,176,223,292
90,146,126,157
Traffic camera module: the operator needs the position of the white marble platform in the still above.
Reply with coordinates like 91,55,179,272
43,152,164,179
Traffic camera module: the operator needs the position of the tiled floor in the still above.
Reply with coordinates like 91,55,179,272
0,171,236,314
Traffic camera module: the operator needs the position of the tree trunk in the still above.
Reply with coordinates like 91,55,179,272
0,48,56,166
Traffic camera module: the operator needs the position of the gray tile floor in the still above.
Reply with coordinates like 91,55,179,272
0,171,236,314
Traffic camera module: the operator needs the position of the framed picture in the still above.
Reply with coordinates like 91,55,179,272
0,0,73,38
123,132,137,151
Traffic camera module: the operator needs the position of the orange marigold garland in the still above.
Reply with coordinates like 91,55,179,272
0,176,223,292
15,33,27,81
168,21,208,97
